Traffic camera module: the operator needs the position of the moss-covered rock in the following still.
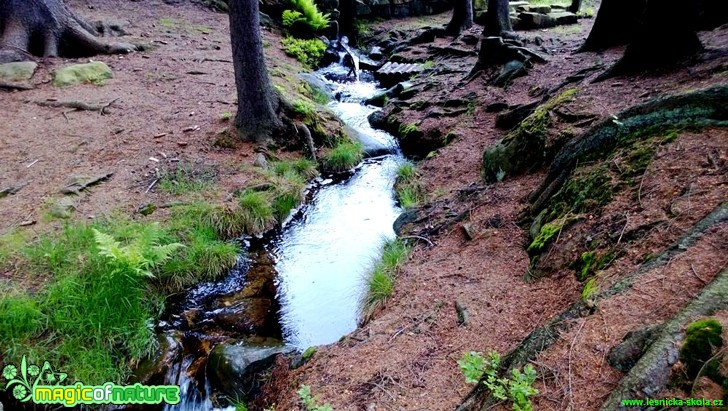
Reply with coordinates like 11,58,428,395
53,62,114,87
0,61,37,82
482,89,578,182
679,318,724,381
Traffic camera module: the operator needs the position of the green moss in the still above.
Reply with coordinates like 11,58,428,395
527,222,562,253
301,346,317,361
53,62,113,87
507,89,578,140
398,122,421,139
679,318,724,381
546,163,613,221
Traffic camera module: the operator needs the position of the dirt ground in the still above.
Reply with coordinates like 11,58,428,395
2,1,728,411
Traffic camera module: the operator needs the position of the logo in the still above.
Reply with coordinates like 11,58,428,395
2,356,180,407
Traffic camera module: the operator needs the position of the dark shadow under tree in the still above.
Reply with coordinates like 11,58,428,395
0,0,136,63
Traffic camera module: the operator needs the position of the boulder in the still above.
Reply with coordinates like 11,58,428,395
548,11,578,25
207,341,293,401
298,72,335,101
52,61,113,87
0,61,37,83
517,12,556,29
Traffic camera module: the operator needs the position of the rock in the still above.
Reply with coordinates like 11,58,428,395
207,341,293,401
298,72,334,101
495,100,540,130
548,11,578,25
393,209,419,234
461,223,476,240
253,153,269,169
460,34,479,46
52,61,114,87
455,300,469,326
491,60,528,87
517,4,551,13
517,12,556,29
0,61,37,83
137,203,157,216
259,12,275,27
48,197,76,219
369,46,383,60
485,102,509,113
344,124,396,157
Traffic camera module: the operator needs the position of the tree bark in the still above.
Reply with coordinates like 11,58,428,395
603,0,702,78
567,0,581,13
580,0,646,52
446,0,474,36
228,0,282,144
483,0,512,37
0,0,135,63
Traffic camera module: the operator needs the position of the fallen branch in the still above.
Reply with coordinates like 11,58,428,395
31,98,120,114
400,235,434,247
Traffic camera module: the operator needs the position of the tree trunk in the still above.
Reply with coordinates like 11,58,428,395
579,0,646,52
483,0,512,37
228,0,282,144
446,0,474,36
604,0,702,78
567,0,581,13
0,0,135,63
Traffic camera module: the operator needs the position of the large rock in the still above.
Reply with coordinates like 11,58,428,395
53,61,113,87
548,11,578,25
517,12,556,29
207,341,293,401
0,61,37,83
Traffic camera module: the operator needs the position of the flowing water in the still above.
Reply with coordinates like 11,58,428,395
161,60,404,410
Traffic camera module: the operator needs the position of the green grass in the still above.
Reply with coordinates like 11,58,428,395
394,162,425,209
0,210,247,386
322,141,363,172
238,190,276,234
159,162,215,196
360,240,411,323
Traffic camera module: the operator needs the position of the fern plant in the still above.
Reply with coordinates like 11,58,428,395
93,224,184,278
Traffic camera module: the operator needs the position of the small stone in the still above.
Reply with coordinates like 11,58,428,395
48,197,76,219
137,203,157,216
462,223,476,240
19,220,35,226
253,153,268,169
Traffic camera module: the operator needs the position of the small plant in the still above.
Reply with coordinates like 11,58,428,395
458,351,539,411
360,240,411,322
93,224,184,278
422,60,434,70
159,162,215,196
220,111,233,121
285,0,330,31
398,122,420,139
281,37,327,69
297,385,333,411
322,141,363,172
394,162,425,209
527,221,563,253
581,278,597,301
293,100,316,121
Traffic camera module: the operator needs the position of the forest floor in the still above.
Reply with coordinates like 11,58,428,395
1,1,727,411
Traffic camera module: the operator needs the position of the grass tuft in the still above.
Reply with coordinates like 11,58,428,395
322,141,363,172
360,239,411,324
394,162,425,209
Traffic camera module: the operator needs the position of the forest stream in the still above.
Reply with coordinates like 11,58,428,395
154,56,405,411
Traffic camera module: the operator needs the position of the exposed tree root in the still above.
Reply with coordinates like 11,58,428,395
0,0,137,63
456,203,728,411
602,267,728,410
527,85,728,217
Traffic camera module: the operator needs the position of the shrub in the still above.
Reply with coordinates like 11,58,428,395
281,37,327,69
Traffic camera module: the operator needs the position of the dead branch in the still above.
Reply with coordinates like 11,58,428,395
31,98,119,114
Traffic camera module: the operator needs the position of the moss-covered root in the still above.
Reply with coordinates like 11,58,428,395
601,268,728,411
456,202,728,411
528,85,728,214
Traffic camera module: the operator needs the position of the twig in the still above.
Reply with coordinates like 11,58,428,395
690,264,708,284
690,346,727,395
25,159,39,168
399,235,434,247
616,213,629,245
567,319,586,411
145,179,159,194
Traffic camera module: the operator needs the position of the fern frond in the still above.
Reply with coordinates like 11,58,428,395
93,229,123,261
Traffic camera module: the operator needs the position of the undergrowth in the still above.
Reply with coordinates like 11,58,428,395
281,37,326,69
458,351,539,411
